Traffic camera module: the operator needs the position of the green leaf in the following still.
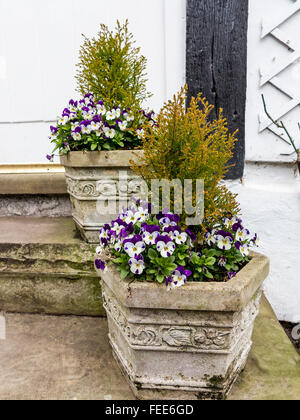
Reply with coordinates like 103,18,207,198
91,143,98,151
165,263,178,273
206,257,216,266
120,269,130,280
148,248,158,260
146,269,157,275
156,275,165,284
204,271,214,279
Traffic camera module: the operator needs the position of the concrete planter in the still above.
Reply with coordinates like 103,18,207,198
60,151,144,243
99,252,270,400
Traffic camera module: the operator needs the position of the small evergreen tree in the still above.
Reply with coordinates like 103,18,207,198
131,87,240,236
76,20,152,112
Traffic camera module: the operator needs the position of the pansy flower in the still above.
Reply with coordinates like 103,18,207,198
174,231,188,245
162,226,178,240
95,259,106,272
218,256,226,267
129,255,145,275
251,233,260,247
176,265,192,278
58,116,69,126
156,235,176,258
143,229,160,245
186,229,197,243
172,270,188,288
125,210,139,225
123,235,146,258
97,102,106,115
135,207,149,223
99,225,111,241
103,126,116,139
205,230,216,246
114,241,122,252
136,129,145,139
215,232,233,251
50,126,58,134
118,121,127,131
236,228,251,242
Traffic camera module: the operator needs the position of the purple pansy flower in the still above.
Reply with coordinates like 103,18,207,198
50,126,58,134
176,265,192,278
95,259,106,271
186,229,197,243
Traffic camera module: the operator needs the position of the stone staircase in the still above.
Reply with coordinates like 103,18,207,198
0,215,299,400
0,217,104,316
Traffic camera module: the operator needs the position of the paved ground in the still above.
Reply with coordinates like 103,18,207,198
0,296,299,400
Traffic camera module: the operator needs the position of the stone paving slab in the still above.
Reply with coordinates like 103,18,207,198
0,296,299,400
0,217,104,316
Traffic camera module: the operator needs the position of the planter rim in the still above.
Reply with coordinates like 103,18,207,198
60,150,144,168
100,251,269,312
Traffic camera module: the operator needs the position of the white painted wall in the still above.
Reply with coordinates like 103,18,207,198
0,0,186,163
228,0,300,323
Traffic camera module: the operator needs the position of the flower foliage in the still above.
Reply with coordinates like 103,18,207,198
47,93,156,158
131,87,240,237
95,203,259,289
76,20,152,114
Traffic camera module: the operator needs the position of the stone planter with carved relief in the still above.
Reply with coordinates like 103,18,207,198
99,252,270,400
60,151,144,243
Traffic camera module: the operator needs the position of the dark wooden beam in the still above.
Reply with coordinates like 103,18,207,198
186,0,249,179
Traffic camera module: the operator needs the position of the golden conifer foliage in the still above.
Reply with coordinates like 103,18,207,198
76,20,152,112
131,87,240,234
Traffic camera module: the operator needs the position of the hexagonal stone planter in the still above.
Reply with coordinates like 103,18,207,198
99,252,270,400
60,151,144,243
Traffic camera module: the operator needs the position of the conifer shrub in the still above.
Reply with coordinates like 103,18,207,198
131,87,240,236
76,20,152,116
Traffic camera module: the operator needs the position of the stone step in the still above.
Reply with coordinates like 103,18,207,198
0,295,299,400
0,217,104,316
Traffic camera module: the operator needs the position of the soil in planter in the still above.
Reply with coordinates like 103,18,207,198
280,322,300,354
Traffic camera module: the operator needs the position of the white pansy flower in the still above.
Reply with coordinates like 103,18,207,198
125,210,139,225
103,127,116,139
81,125,91,135
239,244,250,257
172,271,187,288
71,122,79,131
156,240,176,258
216,235,233,251
137,129,145,139
72,132,81,141
91,121,101,131
142,231,159,246
174,231,188,245
106,111,116,121
96,246,103,255
99,228,109,241
236,228,251,242
126,113,134,122
58,116,69,126
97,104,106,115
114,108,121,118
129,258,145,275
124,241,146,258
205,231,216,246
136,207,148,223
114,241,122,252
118,121,128,131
